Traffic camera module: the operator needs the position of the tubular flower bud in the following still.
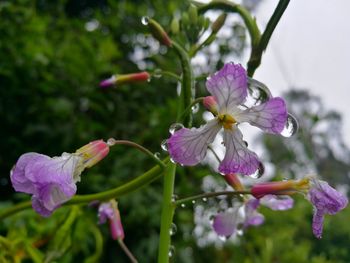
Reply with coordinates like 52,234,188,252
211,13,227,34
251,178,310,199
224,173,244,191
98,201,125,240
148,18,172,47
99,72,150,88
76,140,109,168
203,96,218,115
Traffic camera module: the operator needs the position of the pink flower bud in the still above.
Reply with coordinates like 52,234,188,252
148,18,172,47
110,205,125,240
75,140,109,168
224,173,244,191
99,72,150,88
203,96,218,115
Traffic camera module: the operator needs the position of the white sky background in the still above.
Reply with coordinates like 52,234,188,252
252,0,350,146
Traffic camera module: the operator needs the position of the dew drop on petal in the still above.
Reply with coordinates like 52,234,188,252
191,103,199,113
141,16,149,25
169,223,177,236
160,139,168,152
243,140,248,147
169,123,184,134
153,69,162,78
246,78,273,107
281,113,299,137
218,236,227,241
168,246,175,257
249,162,265,179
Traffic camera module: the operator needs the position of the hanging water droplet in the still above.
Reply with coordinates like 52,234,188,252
153,69,162,78
160,139,168,152
141,16,149,25
171,194,178,202
181,203,186,208
202,197,208,202
168,246,175,257
243,140,248,147
218,236,227,241
169,223,177,236
246,78,273,107
107,138,116,146
192,200,196,204
249,162,265,179
191,103,199,113
154,152,160,159
169,123,184,134
236,229,244,236
281,113,299,137
170,157,176,164
61,152,70,160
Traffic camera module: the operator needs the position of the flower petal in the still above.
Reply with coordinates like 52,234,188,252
31,195,53,217
244,199,265,227
38,183,76,211
260,195,294,210
10,153,49,194
219,128,260,175
206,63,247,113
98,203,114,224
312,210,324,239
167,119,221,166
236,97,287,134
213,211,237,237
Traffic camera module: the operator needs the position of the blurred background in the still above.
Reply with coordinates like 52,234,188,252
0,0,349,262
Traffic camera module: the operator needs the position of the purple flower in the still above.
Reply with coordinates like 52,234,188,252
167,63,287,175
213,195,293,237
98,202,114,224
10,140,109,217
97,201,125,240
308,180,348,238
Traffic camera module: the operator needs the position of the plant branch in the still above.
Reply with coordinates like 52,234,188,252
118,239,138,263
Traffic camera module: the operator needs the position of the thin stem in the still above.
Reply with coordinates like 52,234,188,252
247,0,290,76
0,159,168,220
157,162,176,263
189,32,216,57
208,145,221,163
173,190,251,206
107,139,166,169
171,40,194,127
153,70,181,82
118,239,138,263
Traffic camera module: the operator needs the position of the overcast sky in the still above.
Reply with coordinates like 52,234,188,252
252,0,350,146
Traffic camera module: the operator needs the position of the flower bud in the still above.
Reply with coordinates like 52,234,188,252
224,173,244,191
252,178,310,199
211,13,227,34
170,18,180,35
188,4,198,25
148,18,172,47
76,140,109,168
99,72,150,88
203,96,218,115
110,203,125,240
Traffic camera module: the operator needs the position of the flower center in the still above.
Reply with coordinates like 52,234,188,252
218,114,236,130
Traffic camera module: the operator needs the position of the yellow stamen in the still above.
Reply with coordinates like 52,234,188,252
218,114,236,130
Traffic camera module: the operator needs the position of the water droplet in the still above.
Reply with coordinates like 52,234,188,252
107,138,116,146
249,162,265,179
191,103,199,113
169,123,184,134
141,16,149,25
192,200,196,204
218,236,227,241
236,229,244,236
246,78,273,107
202,197,208,202
160,139,168,152
153,69,162,78
154,152,160,159
170,157,176,164
168,246,175,257
243,140,248,147
281,113,299,137
169,223,177,236
181,203,186,208
171,194,178,202
61,152,71,160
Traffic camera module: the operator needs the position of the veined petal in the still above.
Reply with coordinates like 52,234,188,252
260,195,294,210
312,210,324,239
32,195,53,217
244,199,265,227
213,210,237,237
38,183,76,211
219,128,260,175
98,202,114,224
167,119,221,166
236,97,287,134
206,63,247,113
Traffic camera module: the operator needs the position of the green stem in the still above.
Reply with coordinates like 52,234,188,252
174,190,251,206
155,71,181,82
0,159,168,220
179,97,204,122
107,139,166,169
171,41,194,127
197,0,261,48
247,0,290,76
118,239,138,263
157,162,176,263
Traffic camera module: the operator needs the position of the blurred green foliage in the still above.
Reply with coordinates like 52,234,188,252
0,0,349,262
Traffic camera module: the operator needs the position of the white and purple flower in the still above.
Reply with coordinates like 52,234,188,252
98,201,125,240
10,140,109,217
213,195,293,237
167,63,287,175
